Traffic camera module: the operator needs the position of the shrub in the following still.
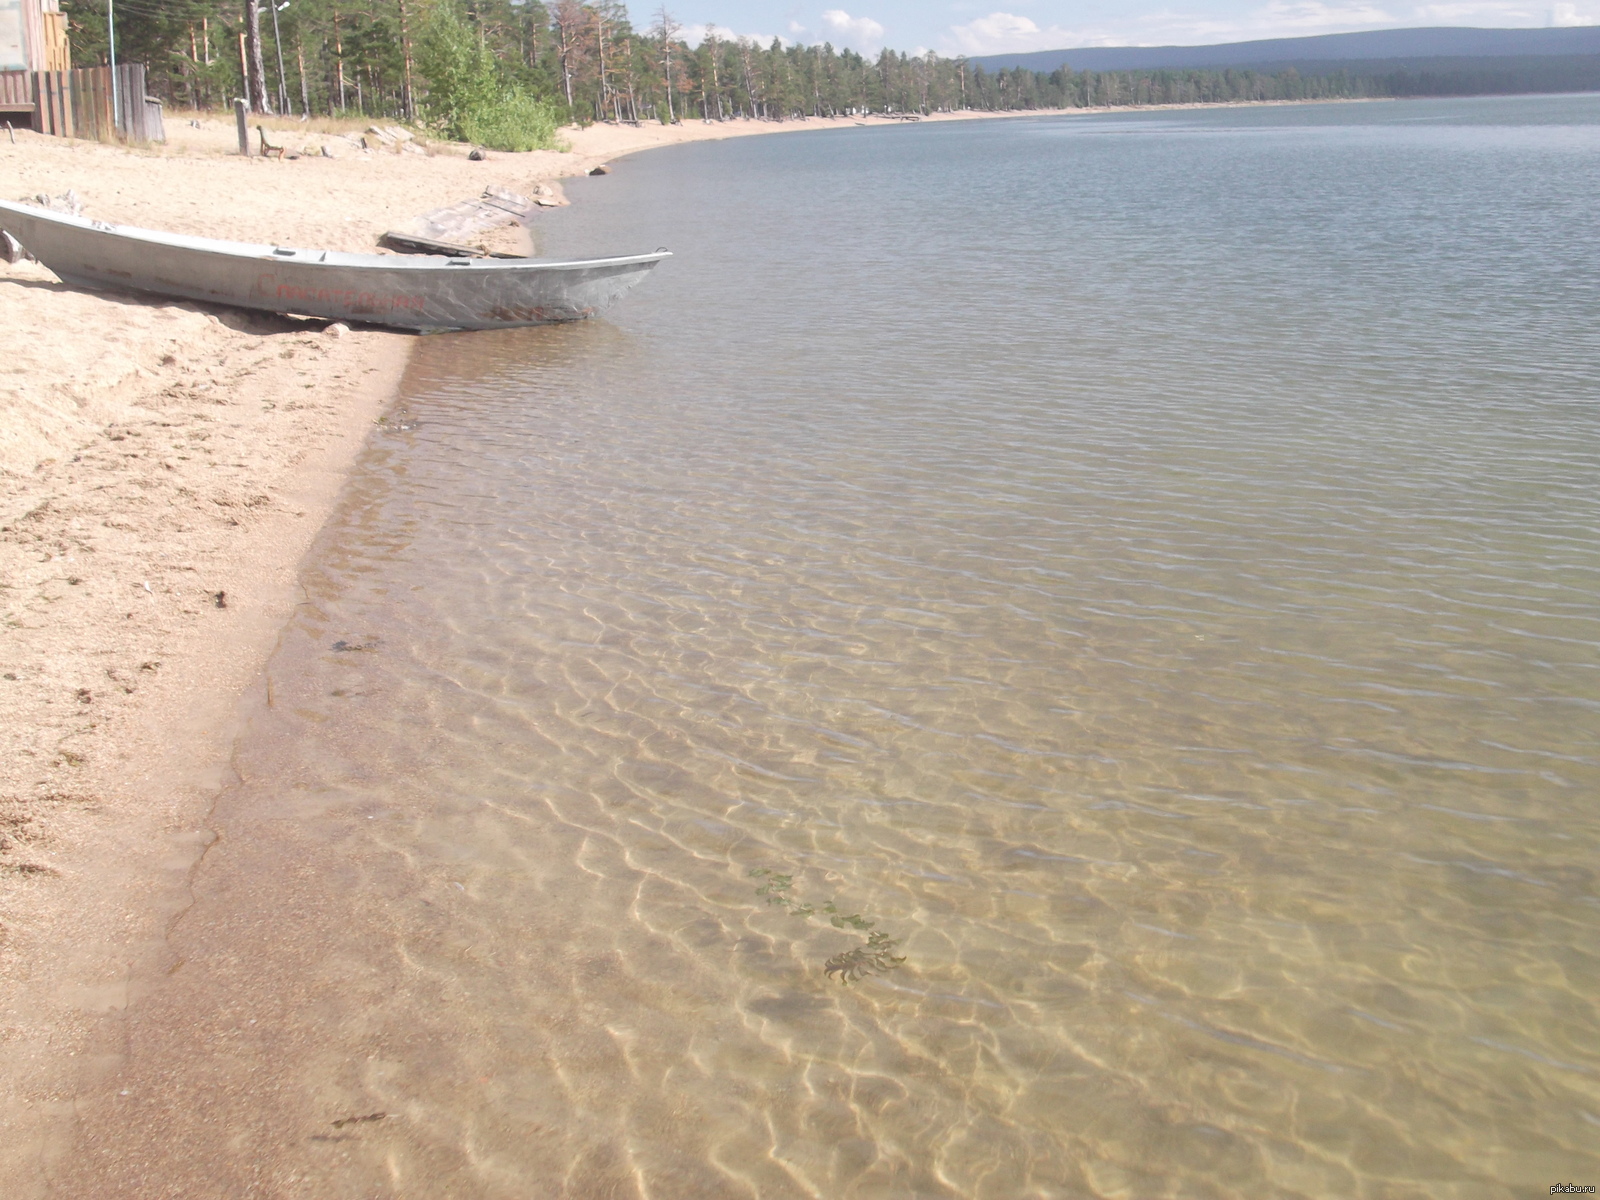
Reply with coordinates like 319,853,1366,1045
418,0,563,152
459,92,564,153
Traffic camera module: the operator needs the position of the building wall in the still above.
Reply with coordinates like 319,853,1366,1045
19,0,40,70
0,0,25,73
0,1,65,72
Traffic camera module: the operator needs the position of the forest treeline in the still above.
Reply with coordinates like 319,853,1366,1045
57,1,1599,149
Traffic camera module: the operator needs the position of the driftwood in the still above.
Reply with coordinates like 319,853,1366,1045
361,125,421,153
377,230,526,260
481,185,541,219
378,230,483,257
417,186,542,243
33,190,82,216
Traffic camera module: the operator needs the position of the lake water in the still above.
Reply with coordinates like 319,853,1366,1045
71,97,1600,1197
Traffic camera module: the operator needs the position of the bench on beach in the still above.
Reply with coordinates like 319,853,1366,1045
256,125,286,160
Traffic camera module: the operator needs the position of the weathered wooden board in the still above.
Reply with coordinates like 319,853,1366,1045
418,187,542,242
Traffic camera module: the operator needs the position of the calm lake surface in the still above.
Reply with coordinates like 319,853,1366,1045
91,97,1599,1197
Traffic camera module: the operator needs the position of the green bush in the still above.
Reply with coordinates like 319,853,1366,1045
459,92,564,153
418,0,563,151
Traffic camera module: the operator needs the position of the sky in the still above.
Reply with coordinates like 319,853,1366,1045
668,1,1600,56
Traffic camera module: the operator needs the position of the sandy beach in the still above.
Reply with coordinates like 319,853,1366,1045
0,103,1095,1192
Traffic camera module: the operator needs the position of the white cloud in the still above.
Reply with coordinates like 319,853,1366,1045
821,9,888,51
1410,0,1599,20
942,0,1598,57
945,12,1087,56
680,23,787,48
1115,2,1403,46
1250,1,1397,30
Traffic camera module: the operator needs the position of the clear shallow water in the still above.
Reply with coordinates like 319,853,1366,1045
79,98,1599,1197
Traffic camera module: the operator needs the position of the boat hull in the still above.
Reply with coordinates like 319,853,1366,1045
0,200,668,331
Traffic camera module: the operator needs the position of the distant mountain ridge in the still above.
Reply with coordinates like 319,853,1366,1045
966,26,1600,73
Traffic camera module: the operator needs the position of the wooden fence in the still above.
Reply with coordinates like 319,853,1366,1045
0,63,163,142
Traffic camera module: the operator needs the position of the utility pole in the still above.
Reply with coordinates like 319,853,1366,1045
107,0,118,132
269,0,291,115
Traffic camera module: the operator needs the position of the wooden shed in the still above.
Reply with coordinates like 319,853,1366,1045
0,0,71,74
0,0,165,143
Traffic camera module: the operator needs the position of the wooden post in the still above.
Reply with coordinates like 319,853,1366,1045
235,97,249,155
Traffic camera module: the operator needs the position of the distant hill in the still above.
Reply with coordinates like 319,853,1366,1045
966,26,1600,74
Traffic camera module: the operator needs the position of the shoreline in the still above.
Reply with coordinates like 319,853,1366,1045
0,93,1373,1190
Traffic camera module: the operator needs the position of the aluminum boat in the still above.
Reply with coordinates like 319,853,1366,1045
0,199,669,331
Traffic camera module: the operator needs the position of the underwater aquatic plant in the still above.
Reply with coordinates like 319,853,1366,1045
750,869,814,918
824,931,907,984
749,868,906,984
